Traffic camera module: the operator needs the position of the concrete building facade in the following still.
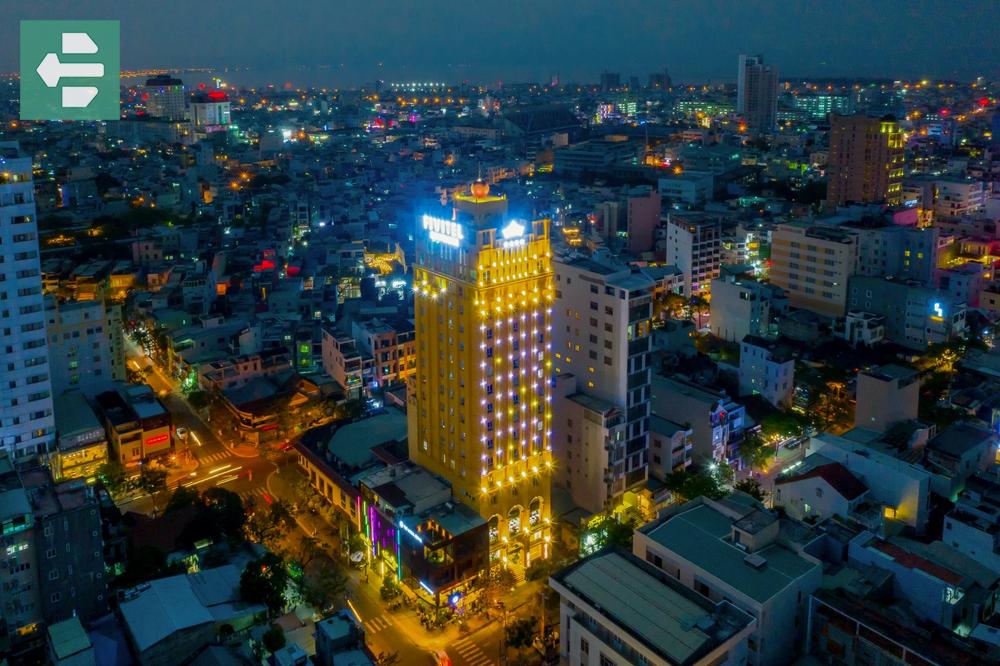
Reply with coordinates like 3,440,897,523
651,376,747,467
737,55,778,133
635,497,823,666
552,257,654,512
0,143,56,458
826,114,905,207
44,296,123,399
854,365,920,433
847,276,967,350
411,182,553,572
769,222,858,318
710,277,772,343
738,336,794,408
664,212,721,296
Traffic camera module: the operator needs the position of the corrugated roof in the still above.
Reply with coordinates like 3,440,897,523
561,551,713,663
119,575,214,651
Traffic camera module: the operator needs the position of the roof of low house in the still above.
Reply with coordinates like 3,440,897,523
119,575,214,652
640,501,820,604
775,462,868,501
551,549,754,665
928,423,994,460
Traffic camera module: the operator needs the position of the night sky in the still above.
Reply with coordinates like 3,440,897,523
2,1,998,85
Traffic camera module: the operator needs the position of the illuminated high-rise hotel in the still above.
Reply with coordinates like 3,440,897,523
411,181,553,572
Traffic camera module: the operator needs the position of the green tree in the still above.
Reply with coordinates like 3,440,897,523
380,574,401,601
664,470,727,501
165,486,200,513
98,459,129,496
655,292,688,320
117,544,186,587
739,430,774,471
240,553,289,616
505,617,537,657
246,499,295,545
187,390,210,411
126,365,150,384
337,398,366,421
760,411,806,439
302,566,348,610
203,487,246,542
138,467,168,509
580,514,637,555
483,567,517,610
735,478,768,502
261,624,286,653
294,535,325,567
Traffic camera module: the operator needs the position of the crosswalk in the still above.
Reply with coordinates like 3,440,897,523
451,637,495,666
364,615,394,634
198,450,233,465
239,487,268,502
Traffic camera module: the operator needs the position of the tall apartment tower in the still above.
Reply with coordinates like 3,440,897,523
737,54,778,133
664,211,722,296
143,75,187,121
411,181,553,573
551,256,654,514
45,295,124,398
826,113,905,207
0,143,55,459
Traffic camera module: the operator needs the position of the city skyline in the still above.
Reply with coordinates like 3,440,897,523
1,1,999,85
2,5,1000,665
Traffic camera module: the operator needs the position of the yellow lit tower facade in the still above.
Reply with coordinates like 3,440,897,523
411,181,554,574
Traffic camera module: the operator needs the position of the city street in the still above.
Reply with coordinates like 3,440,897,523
124,337,538,665
754,437,809,503
120,338,277,514
344,568,506,666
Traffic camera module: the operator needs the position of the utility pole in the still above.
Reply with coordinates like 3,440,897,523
539,588,547,643
499,601,508,665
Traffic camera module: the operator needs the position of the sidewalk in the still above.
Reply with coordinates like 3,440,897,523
223,439,262,458
265,465,334,539
163,453,199,487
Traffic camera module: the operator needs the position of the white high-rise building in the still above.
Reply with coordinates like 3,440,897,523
552,255,654,513
0,143,55,458
664,211,721,297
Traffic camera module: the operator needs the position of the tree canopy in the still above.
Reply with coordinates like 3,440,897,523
240,553,289,615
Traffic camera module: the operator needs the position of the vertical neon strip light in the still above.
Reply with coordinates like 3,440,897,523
362,499,370,549
396,528,403,582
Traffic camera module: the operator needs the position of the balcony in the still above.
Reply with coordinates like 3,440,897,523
627,369,649,390
627,337,650,356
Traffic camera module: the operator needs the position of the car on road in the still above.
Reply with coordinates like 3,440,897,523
430,650,451,666
175,427,189,441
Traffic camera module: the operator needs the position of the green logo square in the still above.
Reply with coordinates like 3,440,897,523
20,20,120,121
